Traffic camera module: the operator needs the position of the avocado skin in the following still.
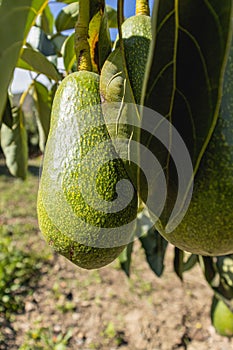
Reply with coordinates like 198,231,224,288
114,14,152,104
37,191,125,269
100,15,151,199
101,15,152,105
159,40,233,256
37,71,138,269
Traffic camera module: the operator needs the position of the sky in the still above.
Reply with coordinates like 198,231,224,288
12,0,154,93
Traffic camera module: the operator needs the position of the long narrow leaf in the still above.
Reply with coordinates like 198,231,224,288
118,242,134,277
1,96,13,129
17,47,62,81
40,4,54,35
33,81,52,152
1,106,28,179
55,2,79,32
0,0,48,122
62,33,76,73
174,248,184,281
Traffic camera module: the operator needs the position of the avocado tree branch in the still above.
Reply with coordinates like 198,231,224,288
74,0,92,71
136,0,150,16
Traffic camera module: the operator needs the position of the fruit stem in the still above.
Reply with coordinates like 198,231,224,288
74,0,92,71
136,0,150,16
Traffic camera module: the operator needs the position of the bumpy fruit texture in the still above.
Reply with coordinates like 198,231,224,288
113,14,152,104
158,38,233,256
37,71,138,269
100,15,152,106
100,15,152,197
211,297,233,337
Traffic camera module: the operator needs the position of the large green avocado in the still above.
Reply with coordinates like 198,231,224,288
100,15,152,196
37,71,138,269
158,38,233,256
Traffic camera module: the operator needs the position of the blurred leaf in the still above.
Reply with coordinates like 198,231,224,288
56,0,78,3
2,96,13,129
0,106,28,179
48,82,58,104
174,248,184,281
61,33,76,73
199,256,217,285
0,0,48,122
183,254,198,272
98,5,112,70
17,47,62,81
33,81,51,151
137,211,168,277
27,26,56,56
55,2,79,32
118,242,134,277
106,5,117,28
199,255,233,301
174,249,198,280
41,4,54,34
51,33,67,55
216,256,233,288
140,228,168,277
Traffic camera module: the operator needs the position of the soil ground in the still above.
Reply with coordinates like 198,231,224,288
0,157,233,350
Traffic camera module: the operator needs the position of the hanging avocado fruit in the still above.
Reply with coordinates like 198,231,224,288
100,14,152,114
100,14,152,196
37,71,138,269
159,37,233,256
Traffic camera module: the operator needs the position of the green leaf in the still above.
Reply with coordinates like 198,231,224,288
174,250,197,280
41,4,54,34
0,106,28,179
88,7,111,73
106,5,117,28
56,0,78,4
142,0,233,173
1,96,13,129
174,248,184,281
61,33,76,73
118,242,134,277
0,0,48,122
137,210,168,277
33,81,51,152
51,33,67,55
17,47,62,81
199,256,233,301
199,256,217,285
55,2,79,32
140,228,168,277
98,5,112,70
183,254,198,272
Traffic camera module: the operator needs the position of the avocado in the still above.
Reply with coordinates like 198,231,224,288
158,37,233,256
100,15,152,197
211,296,233,336
100,15,152,105
37,71,138,269
113,14,152,104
